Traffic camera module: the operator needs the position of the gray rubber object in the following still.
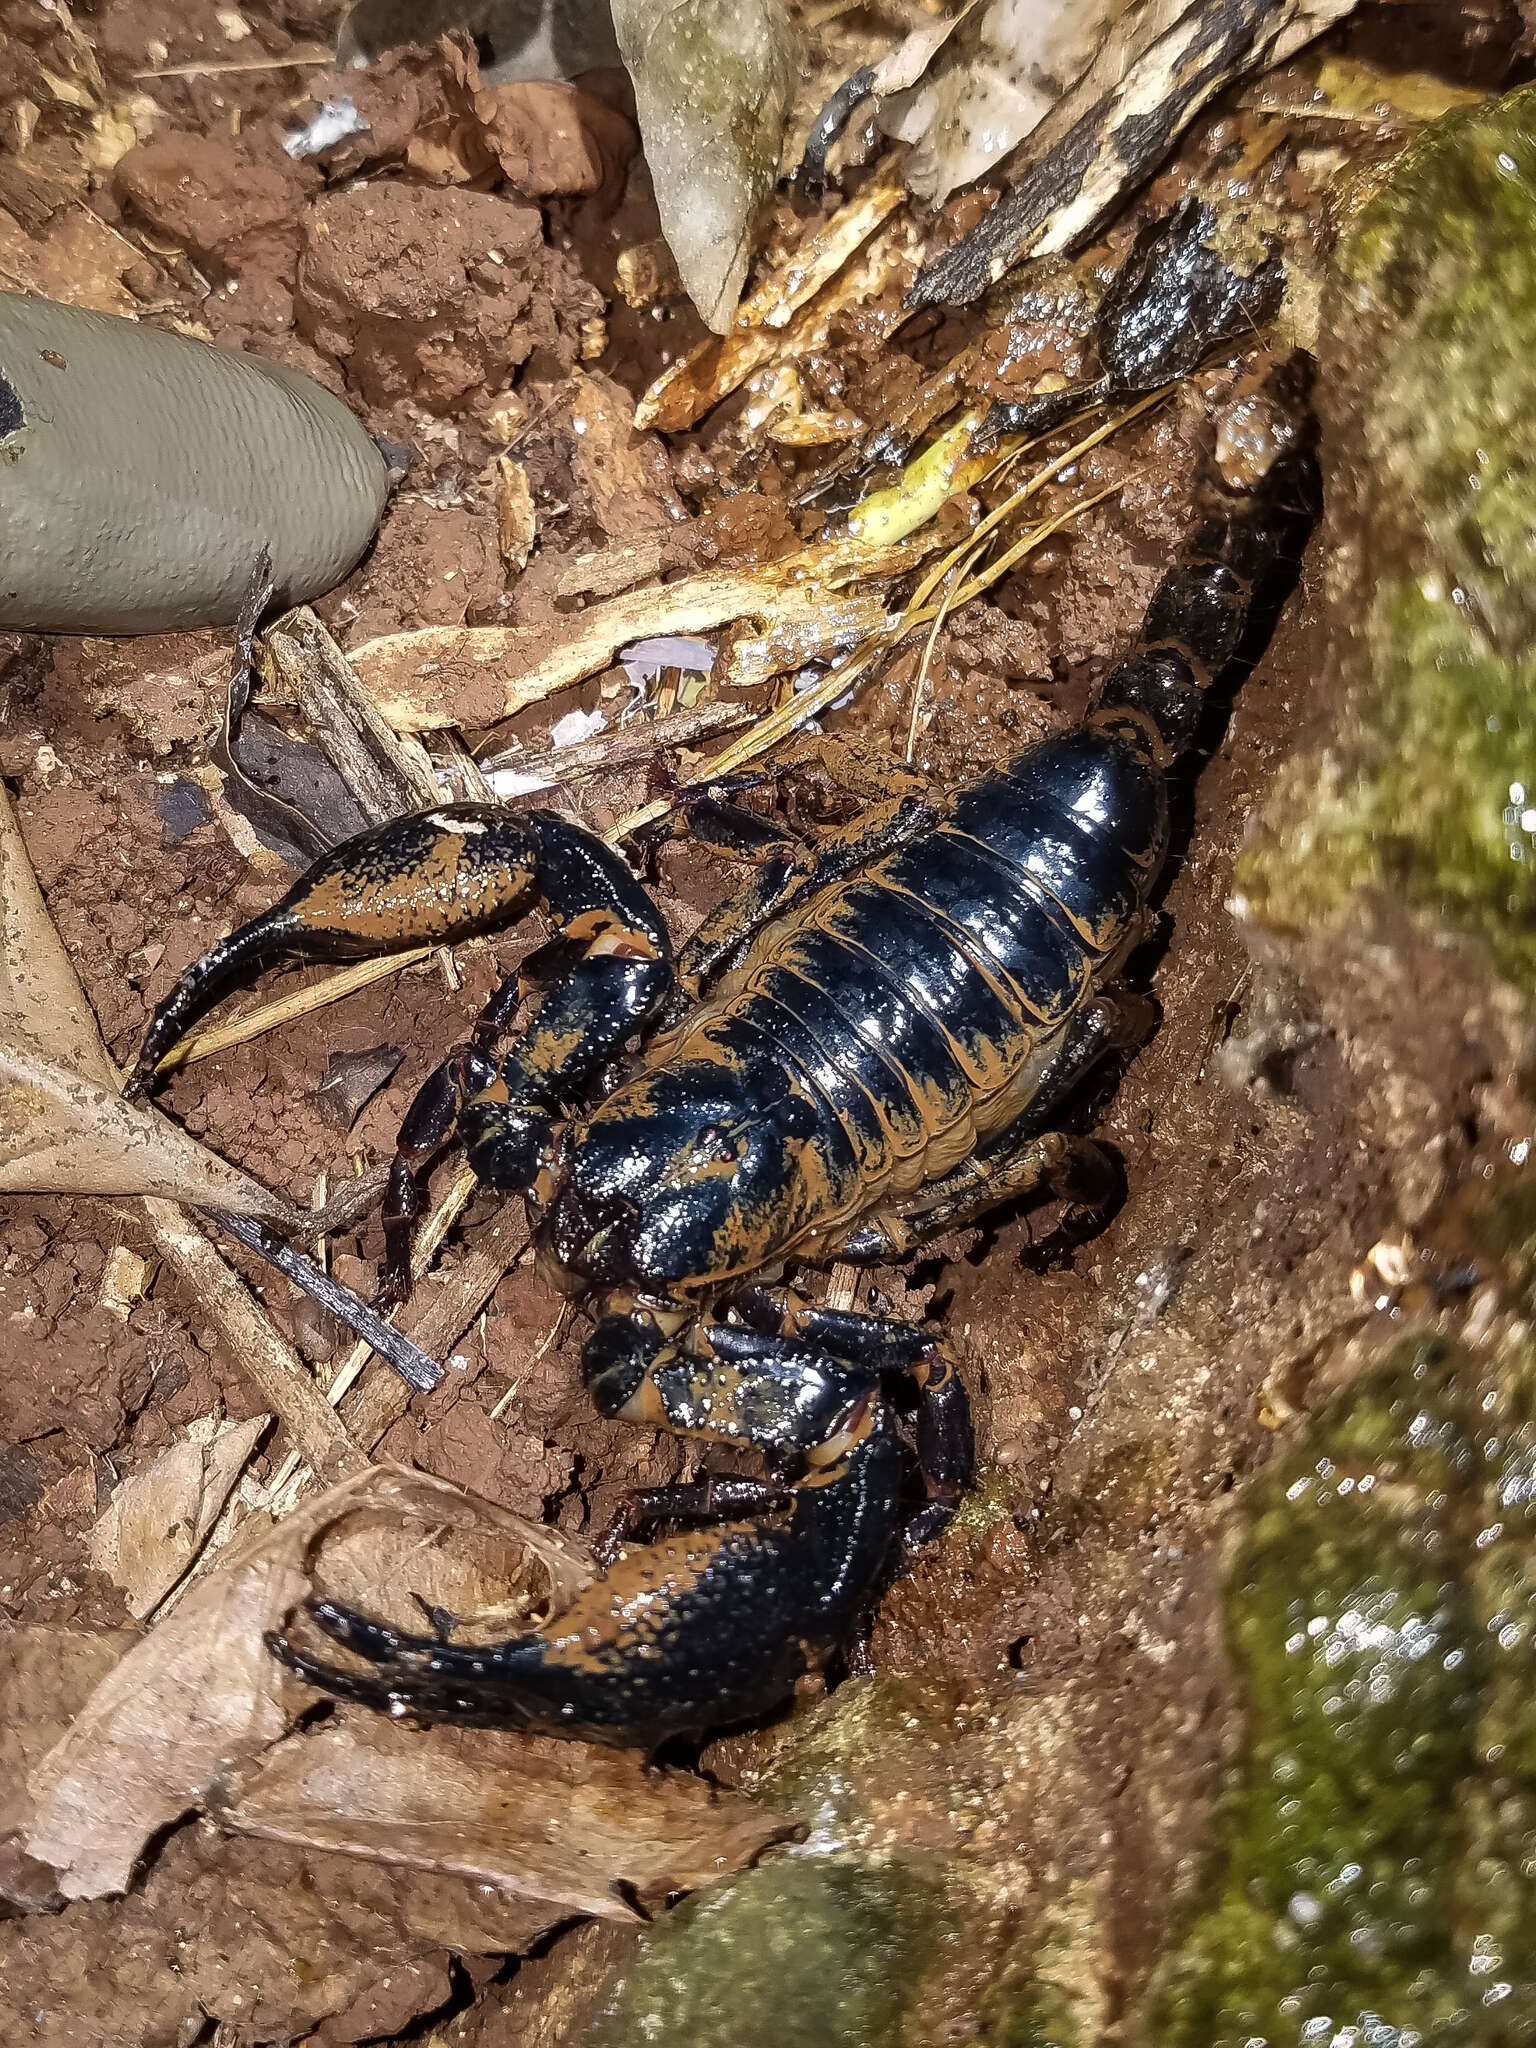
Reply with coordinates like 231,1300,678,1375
0,291,387,633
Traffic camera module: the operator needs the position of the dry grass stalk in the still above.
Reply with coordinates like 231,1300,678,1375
734,156,908,330
636,207,925,434
347,537,924,734
479,699,753,786
152,948,436,1076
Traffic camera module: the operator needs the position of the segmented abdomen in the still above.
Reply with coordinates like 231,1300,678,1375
669,722,1168,1253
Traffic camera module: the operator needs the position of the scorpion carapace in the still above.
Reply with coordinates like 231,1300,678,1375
132,355,1316,1747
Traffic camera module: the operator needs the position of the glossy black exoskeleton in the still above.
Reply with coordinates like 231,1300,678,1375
129,357,1315,1746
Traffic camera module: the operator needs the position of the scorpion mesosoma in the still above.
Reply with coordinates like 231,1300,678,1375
127,359,1315,1748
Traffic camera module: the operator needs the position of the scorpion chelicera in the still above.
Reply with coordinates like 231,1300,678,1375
126,356,1315,1749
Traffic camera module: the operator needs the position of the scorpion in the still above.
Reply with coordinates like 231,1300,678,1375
126,355,1315,1750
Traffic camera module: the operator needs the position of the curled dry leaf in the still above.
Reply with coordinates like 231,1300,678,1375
216,1712,792,1921
613,0,796,332
0,1626,136,1912
0,779,310,1227
879,0,1129,203
88,1413,272,1619
24,1466,583,1899
24,1502,308,1899
0,1040,308,1222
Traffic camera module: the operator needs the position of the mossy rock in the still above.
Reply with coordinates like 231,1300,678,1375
593,1859,955,2048
1239,85,1536,992
1154,1324,1536,2042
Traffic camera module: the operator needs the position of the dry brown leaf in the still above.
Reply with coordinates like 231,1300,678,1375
0,779,307,1223
0,1039,308,1220
217,1712,792,1920
23,1468,591,1899
88,1413,272,1619
24,1512,305,1898
0,1626,137,1911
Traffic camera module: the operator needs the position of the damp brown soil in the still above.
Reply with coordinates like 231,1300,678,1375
1,1,1526,2043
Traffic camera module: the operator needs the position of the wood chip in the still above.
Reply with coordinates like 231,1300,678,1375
494,456,536,571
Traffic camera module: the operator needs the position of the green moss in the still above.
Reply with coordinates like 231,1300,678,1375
979,1880,1104,2048
950,1467,1017,1537
1157,1318,1536,2041
595,1861,951,2048
1239,86,1536,991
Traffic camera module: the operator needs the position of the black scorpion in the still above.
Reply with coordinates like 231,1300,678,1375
127,358,1315,1749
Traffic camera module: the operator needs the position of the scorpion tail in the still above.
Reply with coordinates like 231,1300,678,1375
1096,356,1317,765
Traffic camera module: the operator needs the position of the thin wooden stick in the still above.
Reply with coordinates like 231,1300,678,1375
210,1209,443,1393
321,1167,480,1411
479,700,753,787
145,1198,365,1481
345,1210,533,1456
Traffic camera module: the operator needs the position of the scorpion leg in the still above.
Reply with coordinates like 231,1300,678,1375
673,792,939,1004
378,969,525,1302
795,62,877,198
840,1132,1118,1264
591,1475,795,1569
839,990,1157,1261
699,1301,973,1551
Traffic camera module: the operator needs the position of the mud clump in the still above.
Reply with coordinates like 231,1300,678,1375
296,182,603,414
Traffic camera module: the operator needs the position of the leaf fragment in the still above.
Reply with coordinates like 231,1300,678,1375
613,0,797,332
89,1414,272,1619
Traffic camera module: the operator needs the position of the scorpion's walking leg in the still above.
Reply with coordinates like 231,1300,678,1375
839,990,1159,1261
591,1474,795,1568
671,792,940,1007
383,813,673,1298
682,1304,974,1552
795,62,877,196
